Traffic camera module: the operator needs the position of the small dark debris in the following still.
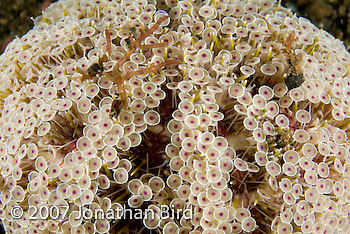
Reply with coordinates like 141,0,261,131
275,129,293,149
284,72,304,90
130,27,136,35
125,38,131,46
110,98,122,119
88,63,103,76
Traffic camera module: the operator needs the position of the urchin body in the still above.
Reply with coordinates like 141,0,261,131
0,0,350,234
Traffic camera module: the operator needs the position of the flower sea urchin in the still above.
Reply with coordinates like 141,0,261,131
0,0,350,233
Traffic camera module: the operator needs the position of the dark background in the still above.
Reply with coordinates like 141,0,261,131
282,0,350,49
0,0,55,53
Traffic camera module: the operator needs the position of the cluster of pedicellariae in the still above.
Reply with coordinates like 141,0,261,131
0,0,350,233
